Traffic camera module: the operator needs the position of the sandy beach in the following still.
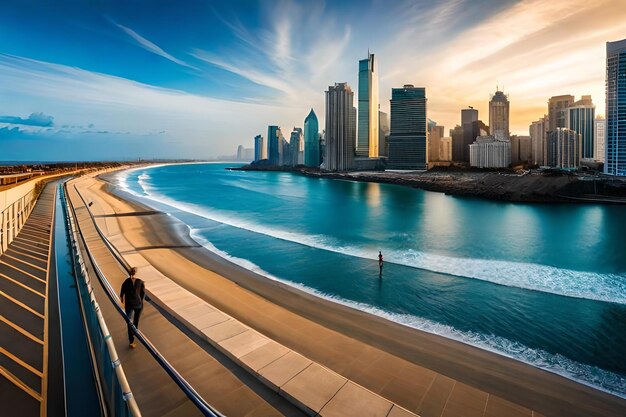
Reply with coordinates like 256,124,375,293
77,168,626,417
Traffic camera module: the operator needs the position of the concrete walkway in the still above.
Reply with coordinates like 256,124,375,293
67,180,305,417
0,183,64,417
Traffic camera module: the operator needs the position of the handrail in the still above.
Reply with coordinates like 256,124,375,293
63,183,141,417
65,182,223,417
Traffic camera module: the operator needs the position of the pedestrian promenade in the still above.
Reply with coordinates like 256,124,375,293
0,183,63,417
66,181,304,417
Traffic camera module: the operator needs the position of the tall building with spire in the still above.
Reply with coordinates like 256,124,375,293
565,95,595,159
606,38,626,176
489,89,510,140
325,82,355,172
304,109,319,167
357,52,379,157
387,85,427,170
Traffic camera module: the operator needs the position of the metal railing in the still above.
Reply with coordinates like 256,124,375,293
65,182,224,417
63,183,141,417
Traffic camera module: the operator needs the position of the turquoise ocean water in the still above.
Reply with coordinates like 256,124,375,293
114,162,626,397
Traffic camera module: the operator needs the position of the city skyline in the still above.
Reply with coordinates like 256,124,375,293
1,0,626,160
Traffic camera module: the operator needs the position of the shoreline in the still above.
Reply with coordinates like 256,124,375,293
230,165,626,204
97,166,626,416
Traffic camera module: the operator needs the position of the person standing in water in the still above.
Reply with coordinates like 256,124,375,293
378,251,384,275
120,266,145,349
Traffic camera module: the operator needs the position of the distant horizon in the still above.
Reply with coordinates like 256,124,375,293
1,0,625,160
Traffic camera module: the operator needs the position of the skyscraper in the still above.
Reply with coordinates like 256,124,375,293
428,125,444,162
605,38,626,176
236,145,244,160
461,108,479,162
511,135,532,165
546,128,580,169
595,116,606,163
289,127,304,166
489,89,510,140
566,95,595,159
450,125,464,162
254,134,265,161
325,82,355,172
530,115,548,166
267,125,282,165
304,109,320,167
548,95,574,132
378,111,389,157
387,85,427,170
357,53,379,157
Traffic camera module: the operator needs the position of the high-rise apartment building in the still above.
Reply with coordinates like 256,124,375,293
267,125,282,165
254,134,265,161
237,145,244,160
325,82,355,172
511,135,532,164
428,125,444,162
304,109,320,167
387,85,427,170
566,95,595,159
289,127,304,166
469,136,511,168
461,108,479,162
357,53,379,157
605,38,626,176
489,90,510,140
595,116,606,163
548,95,574,132
530,115,548,166
450,125,464,162
440,137,452,162
546,128,580,169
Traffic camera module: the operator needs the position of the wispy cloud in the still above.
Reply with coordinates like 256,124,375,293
0,53,306,158
113,21,198,70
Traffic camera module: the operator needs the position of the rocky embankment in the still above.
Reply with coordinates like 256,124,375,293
230,165,626,204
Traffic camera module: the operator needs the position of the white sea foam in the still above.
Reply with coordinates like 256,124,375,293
122,178,626,305
188,228,626,398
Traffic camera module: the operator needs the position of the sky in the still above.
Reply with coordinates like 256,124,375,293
1,0,625,161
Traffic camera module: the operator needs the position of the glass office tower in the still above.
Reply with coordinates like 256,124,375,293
357,53,379,157
606,38,626,176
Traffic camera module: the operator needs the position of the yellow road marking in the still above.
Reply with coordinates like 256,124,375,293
0,347,44,377
0,365,42,402
6,248,48,263
10,243,48,258
0,272,46,297
19,230,50,240
0,290,45,319
0,261,47,284
14,231,48,244
3,254,47,272
12,238,48,251
0,315,44,345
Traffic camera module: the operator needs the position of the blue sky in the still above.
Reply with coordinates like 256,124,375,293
1,0,625,161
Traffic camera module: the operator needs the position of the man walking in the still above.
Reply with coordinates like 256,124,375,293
378,251,384,275
120,267,145,348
